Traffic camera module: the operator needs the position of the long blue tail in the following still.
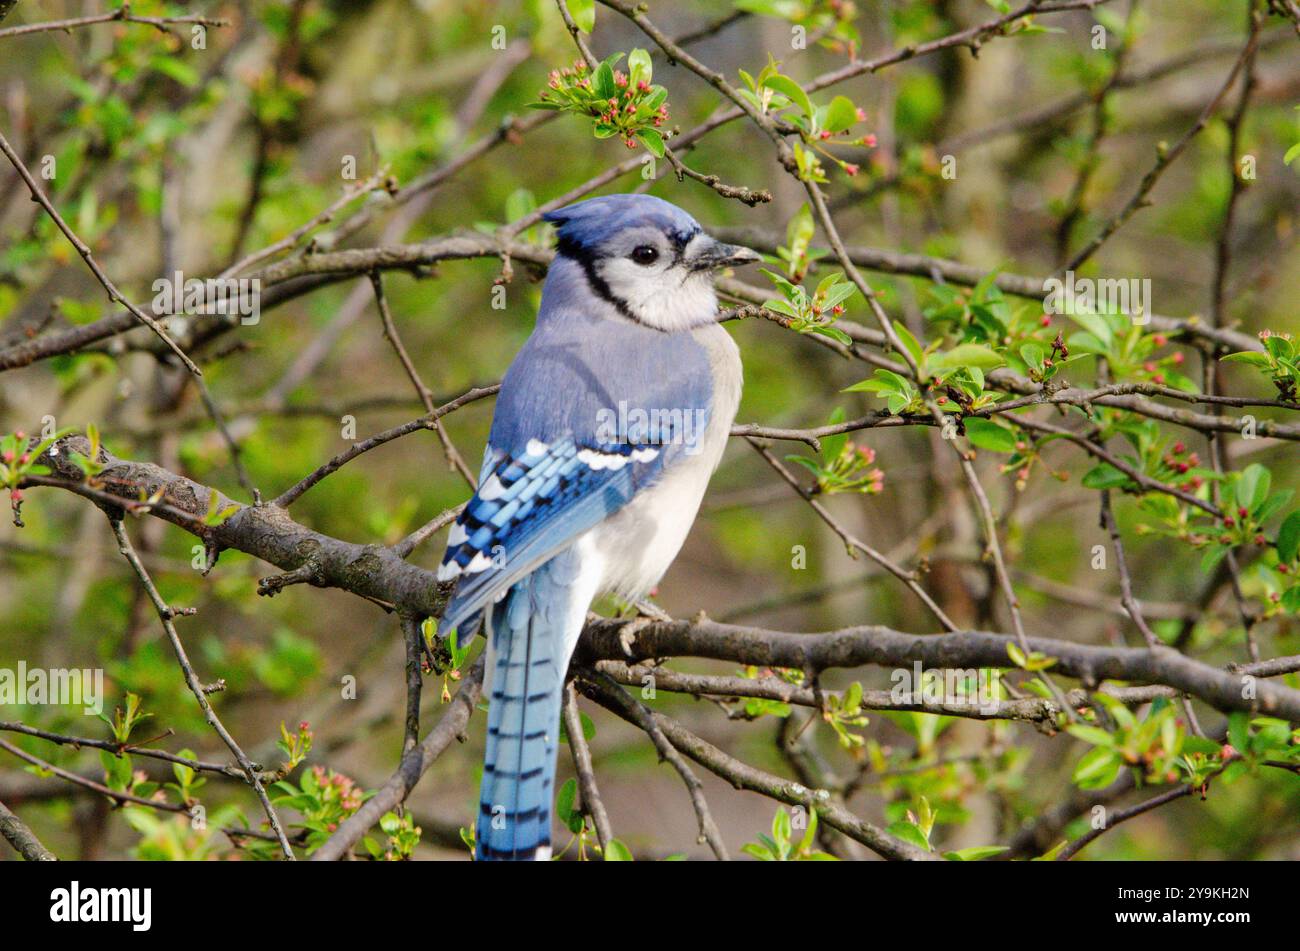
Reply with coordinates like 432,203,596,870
476,556,584,861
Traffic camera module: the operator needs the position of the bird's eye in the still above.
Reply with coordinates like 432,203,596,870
630,245,659,266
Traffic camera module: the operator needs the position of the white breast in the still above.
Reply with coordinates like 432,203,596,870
586,323,742,602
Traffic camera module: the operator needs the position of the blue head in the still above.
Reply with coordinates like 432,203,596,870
542,194,758,332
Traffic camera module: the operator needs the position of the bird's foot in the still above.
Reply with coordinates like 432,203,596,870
616,601,670,657
632,598,672,622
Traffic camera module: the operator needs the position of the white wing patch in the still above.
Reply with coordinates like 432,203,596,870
479,473,507,500
577,448,630,471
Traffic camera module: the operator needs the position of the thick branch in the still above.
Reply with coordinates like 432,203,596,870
0,799,57,861
580,616,1300,723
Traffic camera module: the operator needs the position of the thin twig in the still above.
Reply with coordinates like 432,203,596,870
578,670,937,861
311,656,486,861
0,720,275,781
562,682,613,852
369,270,477,488
0,128,201,375
393,504,465,559
272,385,498,508
0,7,227,39
1055,784,1195,860
1099,490,1162,648
580,669,730,860
747,439,958,631
1062,27,1262,273
193,375,256,496
109,518,295,859
0,736,188,813
219,170,391,279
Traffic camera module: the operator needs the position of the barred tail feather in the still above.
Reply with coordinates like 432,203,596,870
476,553,589,861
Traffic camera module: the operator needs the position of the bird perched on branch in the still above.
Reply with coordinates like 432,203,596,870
436,193,757,860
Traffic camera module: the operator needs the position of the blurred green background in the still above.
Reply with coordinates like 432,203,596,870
0,0,1297,860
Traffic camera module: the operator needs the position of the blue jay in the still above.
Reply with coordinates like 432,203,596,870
436,194,756,860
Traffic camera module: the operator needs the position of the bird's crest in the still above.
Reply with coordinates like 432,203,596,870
543,194,701,257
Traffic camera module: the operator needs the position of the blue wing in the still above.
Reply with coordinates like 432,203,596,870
436,291,715,635
437,436,667,632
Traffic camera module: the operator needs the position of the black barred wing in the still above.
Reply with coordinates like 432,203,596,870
437,436,665,633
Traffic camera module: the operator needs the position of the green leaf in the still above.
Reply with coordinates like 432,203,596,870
1006,642,1028,669
1254,489,1293,524
503,187,536,224
1068,331,1110,356
892,322,925,368
763,74,813,118
594,61,616,99
1235,464,1270,513
604,839,634,861
1066,725,1116,747
1081,463,1129,489
929,344,1005,372
886,820,931,852
808,325,853,346
760,267,802,302
1183,736,1222,756
844,368,910,397
783,203,815,273
1277,511,1300,563
885,393,910,414
1285,142,1300,166
556,777,577,824
943,845,1009,861
1227,712,1249,754
824,95,858,133
1066,310,1114,349
1220,350,1272,368
566,0,595,32
635,128,665,157
1073,746,1121,789
818,278,856,311
772,807,792,846
627,47,652,85
1200,544,1229,573
763,299,800,318
820,407,848,462
150,56,200,88
798,807,821,855
1034,841,1068,861
1263,335,1295,361
964,418,1018,453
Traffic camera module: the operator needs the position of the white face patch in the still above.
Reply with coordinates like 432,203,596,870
594,231,720,333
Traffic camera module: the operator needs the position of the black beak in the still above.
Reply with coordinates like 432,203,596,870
691,237,761,271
